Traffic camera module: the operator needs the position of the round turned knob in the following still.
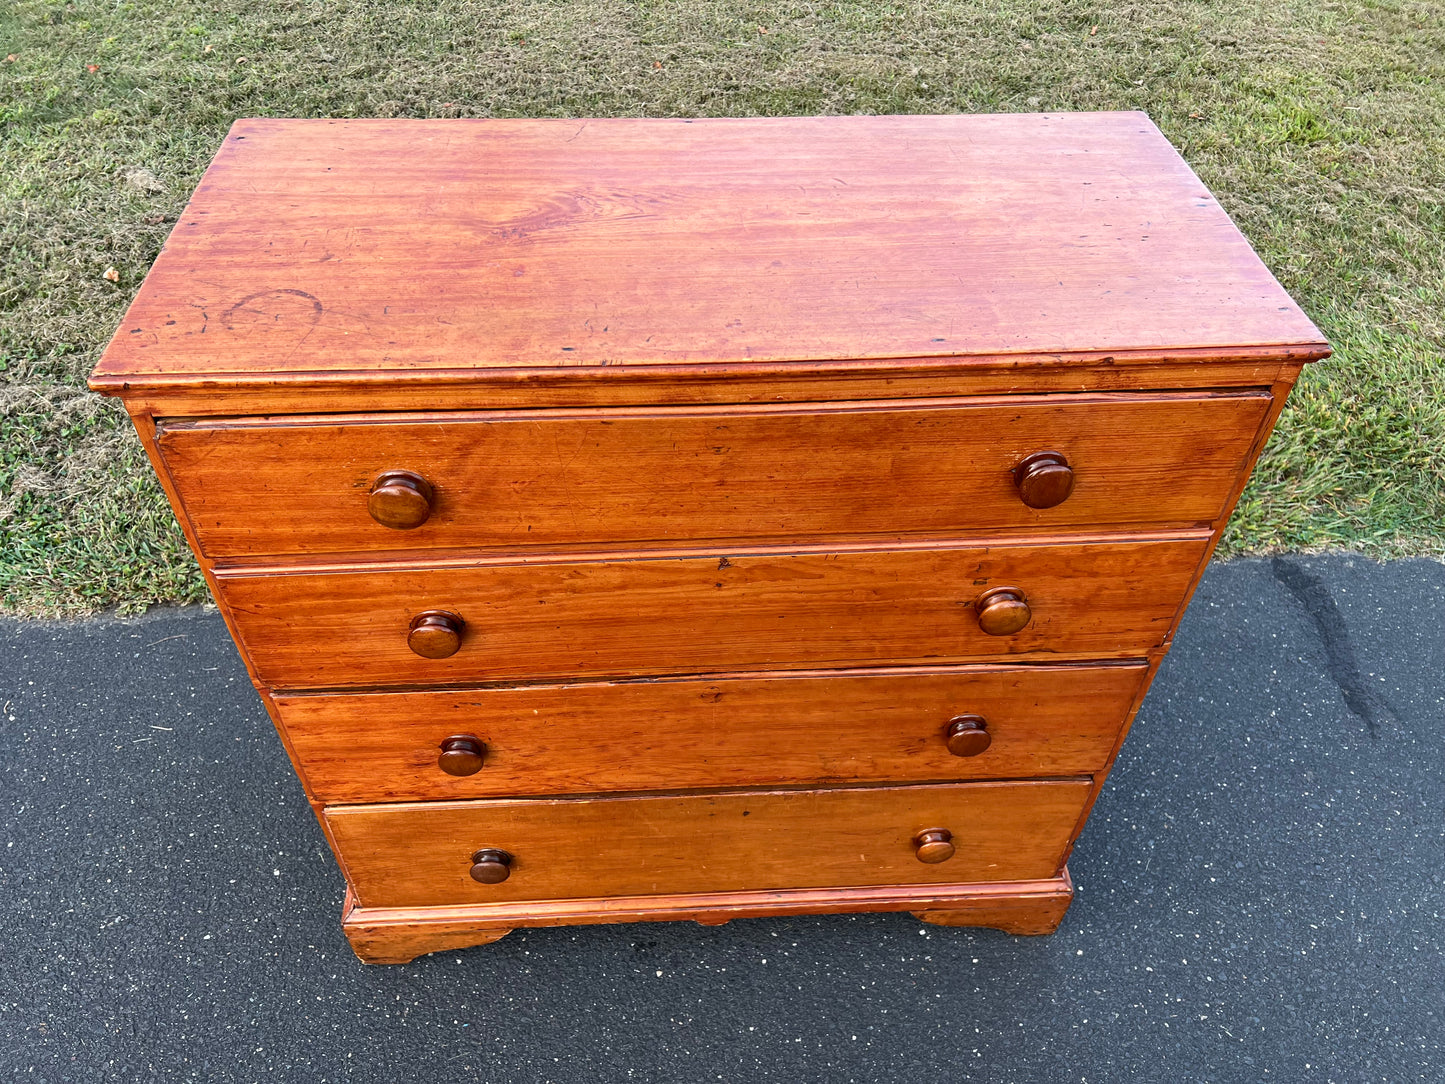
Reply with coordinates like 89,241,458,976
1013,452,1075,509
438,735,487,776
368,470,435,530
469,848,513,884
944,715,992,757
914,828,956,864
975,586,1031,636
408,611,464,659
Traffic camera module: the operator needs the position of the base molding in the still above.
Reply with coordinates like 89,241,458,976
341,869,1075,963
912,866,1074,935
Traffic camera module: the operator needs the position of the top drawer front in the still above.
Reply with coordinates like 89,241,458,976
157,392,1269,559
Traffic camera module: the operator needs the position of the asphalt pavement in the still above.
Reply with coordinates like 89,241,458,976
1,555,1441,1083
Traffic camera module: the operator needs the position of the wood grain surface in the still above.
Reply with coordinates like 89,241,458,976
340,872,1076,961
271,662,1146,801
101,351,1318,416
90,113,1325,390
218,535,1208,688
82,112,1331,954
326,779,1091,908
157,391,1270,558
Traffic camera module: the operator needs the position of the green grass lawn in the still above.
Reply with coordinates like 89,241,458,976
2,0,1442,614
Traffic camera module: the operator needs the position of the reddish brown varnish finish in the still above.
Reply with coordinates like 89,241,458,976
155,392,1269,559
88,114,1328,963
270,663,1147,802
103,350,1319,418
341,873,1076,963
326,780,1092,909
216,535,1210,688
89,115,1324,386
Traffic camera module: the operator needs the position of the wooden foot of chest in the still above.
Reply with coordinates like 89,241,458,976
912,867,1074,936
338,874,1075,963
342,890,514,964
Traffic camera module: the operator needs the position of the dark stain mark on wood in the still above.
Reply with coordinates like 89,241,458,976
221,288,325,329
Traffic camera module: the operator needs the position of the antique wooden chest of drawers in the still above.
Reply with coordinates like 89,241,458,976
90,113,1328,963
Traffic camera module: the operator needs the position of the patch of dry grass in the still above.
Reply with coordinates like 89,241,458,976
2,0,1443,612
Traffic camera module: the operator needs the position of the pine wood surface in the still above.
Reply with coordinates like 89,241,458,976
157,391,1270,559
340,872,1076,962
89,113,1325,390
325,779,1091,909
272,662,1146,802
217,535,1209,688
84,114,1330,957
102,349,1319,416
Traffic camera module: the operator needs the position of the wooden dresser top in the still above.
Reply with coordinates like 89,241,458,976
91,112,1326,391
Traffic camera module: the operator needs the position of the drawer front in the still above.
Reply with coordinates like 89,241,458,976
277,663,1146,802
221,536,1207,688
157,392,1270,558
326,780,1092,908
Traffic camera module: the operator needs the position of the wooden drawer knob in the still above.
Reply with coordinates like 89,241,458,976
944,715,991,757
914,828,955,864
408,611,464,659
368,470,435,529
1013,451,1074,509
469,848,513,884
438,735,487,776
975,586,1031,636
